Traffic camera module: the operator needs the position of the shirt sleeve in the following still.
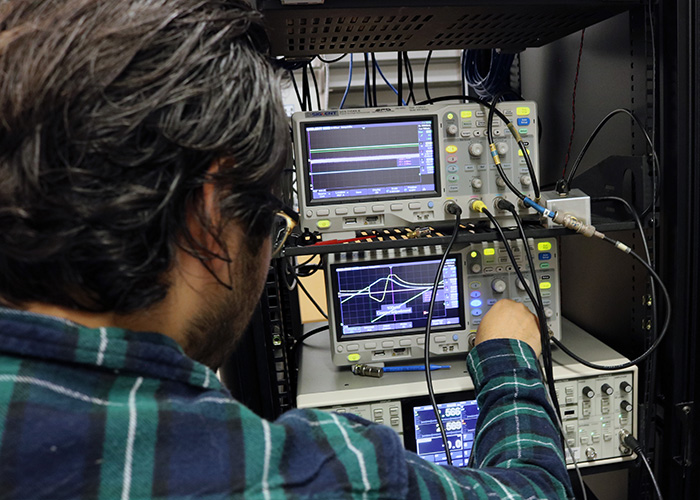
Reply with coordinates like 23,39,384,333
403,338,574,499
274,338,573,499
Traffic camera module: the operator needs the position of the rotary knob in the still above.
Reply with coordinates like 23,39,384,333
620,400,633,412
491,279,507,294
585,447,598,460
471,178,483,189
447,124,459,136
582,386,595,398
496,177,506,189
544,307,554,319
469,143,484,157
520,175,532,187
620,381,633,394
601,383,614,396
497,142,508,155
515,277,531,291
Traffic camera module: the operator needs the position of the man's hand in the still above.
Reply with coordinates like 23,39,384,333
475,299,542,358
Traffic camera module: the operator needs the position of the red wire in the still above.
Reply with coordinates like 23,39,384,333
562,29,586,180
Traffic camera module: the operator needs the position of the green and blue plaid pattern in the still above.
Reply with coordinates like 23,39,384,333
0,308,572,499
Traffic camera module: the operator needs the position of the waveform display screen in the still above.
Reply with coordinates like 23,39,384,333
411,400,480,467
302,118,438,203
330,256,464,338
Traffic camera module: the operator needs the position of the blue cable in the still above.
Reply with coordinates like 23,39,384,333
373,58,407,105
339,53,353,109
383,365,451,372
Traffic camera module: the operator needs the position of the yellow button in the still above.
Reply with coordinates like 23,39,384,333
347,353,361,362
461,110,472,118
537,241,552,251
446,145,458,154
484,248,495,256
447,112,454,120
516,106,531,116
539,282,552,290
517,148,531,156
317,220,331,229
470,251,478,258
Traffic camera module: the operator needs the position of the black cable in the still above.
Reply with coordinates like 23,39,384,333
423,50,433,102
290,70,305,111
371,53,378,107
501,204,558,389
301,66,311,110
298,324,329,344
424,203,462,466
364,52,372,108
482,206,562,423
296,279,328,320
564,108,660,216
622,432,664,500
551,241,670,370
309,61,321,110
403,52,415,105
486,92,541,200
317,54,348,64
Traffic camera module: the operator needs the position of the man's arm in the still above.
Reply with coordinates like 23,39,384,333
403,299,573,498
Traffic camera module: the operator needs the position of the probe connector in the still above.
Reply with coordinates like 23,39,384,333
469,199,487,213
351,364,383,378
551,211,604,238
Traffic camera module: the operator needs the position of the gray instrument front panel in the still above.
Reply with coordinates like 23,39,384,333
327,238,560,366
293,102,539,235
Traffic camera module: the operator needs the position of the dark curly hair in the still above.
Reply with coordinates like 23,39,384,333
0,0,289,313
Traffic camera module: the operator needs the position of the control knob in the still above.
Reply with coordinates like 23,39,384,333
491,279,507,294
520,175,532,187
496,177,506,189
515,277,531,291
585,447,598,460
447,124,459,136
497,142,508,155
620,381,633,394
544,307,554,319
601,383,614,396
471,178,483,189
620,400,633,412
582,386,595,398
469,143,484,157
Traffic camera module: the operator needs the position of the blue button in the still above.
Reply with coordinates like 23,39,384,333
470,291,481,298
428,201,434,208
453,334,459,341
487,299,497,306
470,299,483,308
539,252,552,260
517,117,530,126
471,309,482,317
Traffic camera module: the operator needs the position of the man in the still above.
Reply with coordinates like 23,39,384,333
0,1,573,498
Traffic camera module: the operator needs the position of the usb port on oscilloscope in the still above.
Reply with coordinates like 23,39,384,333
345,217,357,224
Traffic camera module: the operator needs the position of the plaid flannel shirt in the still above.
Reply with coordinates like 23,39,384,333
0,308,572,499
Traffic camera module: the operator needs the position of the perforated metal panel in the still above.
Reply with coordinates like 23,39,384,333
258,1,640,56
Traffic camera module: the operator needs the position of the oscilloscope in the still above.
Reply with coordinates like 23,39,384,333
292,102,540,237
325,237,560,366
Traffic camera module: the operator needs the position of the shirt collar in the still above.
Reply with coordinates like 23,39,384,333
0,307,223,391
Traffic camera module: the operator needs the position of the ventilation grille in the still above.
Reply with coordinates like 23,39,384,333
261,3,636,56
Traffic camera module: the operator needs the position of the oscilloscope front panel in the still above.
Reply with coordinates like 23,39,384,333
292,102,540,237
325,238,560,366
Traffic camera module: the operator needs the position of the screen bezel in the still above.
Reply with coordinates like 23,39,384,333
328,254,465,342
300,115,441,206
401,390,479,466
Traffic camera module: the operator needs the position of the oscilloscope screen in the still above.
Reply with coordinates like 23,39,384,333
302,117,439,204
329,255,465,339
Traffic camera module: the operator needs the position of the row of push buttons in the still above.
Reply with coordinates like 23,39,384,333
372,407,400,427
340,334,462,353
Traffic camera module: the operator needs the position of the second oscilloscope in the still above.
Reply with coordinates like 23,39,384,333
292,102,540,236
325,237,560,366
